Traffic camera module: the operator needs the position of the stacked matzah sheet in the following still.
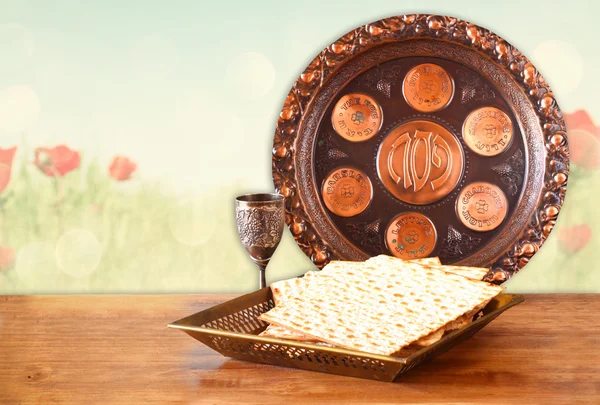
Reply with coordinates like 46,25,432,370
258,255,502,356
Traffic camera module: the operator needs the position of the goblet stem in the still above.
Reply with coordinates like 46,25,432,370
253,259,269,289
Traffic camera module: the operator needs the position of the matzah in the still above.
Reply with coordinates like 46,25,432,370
271,257,438,306
260,296,457,347
367,255,489,280
306,260,497,322
264,256,491,344
260,324,315,341
412,328,444,347
259,260,503,355
412,257,442,266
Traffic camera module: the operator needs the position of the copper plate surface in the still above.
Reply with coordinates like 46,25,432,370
322,167,373,217
385,212,437,259
402,63,454,113
456,182,508,232
463,107,514,156
331,93,383,142
377,120,464,205
272,14,569,284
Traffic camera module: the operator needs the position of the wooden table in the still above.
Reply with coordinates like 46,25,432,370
0,295,598,404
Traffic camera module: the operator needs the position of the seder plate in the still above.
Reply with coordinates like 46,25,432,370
272,14,569,284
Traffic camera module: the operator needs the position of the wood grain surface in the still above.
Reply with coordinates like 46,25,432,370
0,294,598,404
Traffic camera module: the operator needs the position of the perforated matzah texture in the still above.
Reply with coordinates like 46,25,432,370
258,261,503,355
260,324,316,341
366,255,488,280
264,257,493,344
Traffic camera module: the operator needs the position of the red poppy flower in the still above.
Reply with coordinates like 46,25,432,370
0,246,15,271
564,110,600,170
34,145,81,177
0,146,17,193
108,156,137,181
558,224,592,253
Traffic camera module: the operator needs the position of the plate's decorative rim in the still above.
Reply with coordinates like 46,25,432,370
272,14,569,283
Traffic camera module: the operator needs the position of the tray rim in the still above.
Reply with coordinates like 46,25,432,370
271,13,569,283
168,290,525,364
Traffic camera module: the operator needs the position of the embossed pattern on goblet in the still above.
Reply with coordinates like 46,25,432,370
235,193,285,289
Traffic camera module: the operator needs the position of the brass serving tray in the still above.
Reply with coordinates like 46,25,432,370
169,289,524,382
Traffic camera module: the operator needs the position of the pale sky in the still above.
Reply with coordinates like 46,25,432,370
0,0,597,195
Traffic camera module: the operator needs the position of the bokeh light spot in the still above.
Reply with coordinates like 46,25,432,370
56,229,102,278
15,242,58,287
0,85,41,134
168,197,217,246
225,52,276,100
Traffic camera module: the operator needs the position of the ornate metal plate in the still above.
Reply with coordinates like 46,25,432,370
272,14,569,284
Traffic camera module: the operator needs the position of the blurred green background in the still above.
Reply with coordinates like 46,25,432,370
0,0,598,294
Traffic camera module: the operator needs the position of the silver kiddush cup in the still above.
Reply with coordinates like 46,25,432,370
235,193,285,289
